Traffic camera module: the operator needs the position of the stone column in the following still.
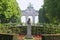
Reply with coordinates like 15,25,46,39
33,16,35,24
27,24,31,35
25,24,33,39
26,16,28,24
25,19,33,39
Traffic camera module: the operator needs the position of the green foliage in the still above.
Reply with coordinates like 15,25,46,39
0,0,21,23
39,6,50,23
44,0,60,24
0,23,60,34
32,24,60,34
0,23,20,34
0,14,6,23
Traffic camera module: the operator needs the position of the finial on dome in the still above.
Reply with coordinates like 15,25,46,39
28,3,33,8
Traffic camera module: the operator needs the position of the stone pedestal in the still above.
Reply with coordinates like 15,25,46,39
25,24,33,39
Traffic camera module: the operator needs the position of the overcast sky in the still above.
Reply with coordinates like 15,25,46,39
16,0,44,10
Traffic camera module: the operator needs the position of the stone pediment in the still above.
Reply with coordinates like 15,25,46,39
21,3,39,16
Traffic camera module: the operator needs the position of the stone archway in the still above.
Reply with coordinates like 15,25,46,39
21,3,39,24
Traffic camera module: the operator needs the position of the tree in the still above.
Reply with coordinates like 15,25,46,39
39,6,50,23
0,14,6,23
44,0,60,24
0,0,21,23
10,14,18,23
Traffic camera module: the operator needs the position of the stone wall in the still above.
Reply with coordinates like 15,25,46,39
0,33,19,40
42,34,60,40
0,34,13,40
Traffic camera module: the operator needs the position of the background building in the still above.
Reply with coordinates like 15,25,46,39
21,3,39,24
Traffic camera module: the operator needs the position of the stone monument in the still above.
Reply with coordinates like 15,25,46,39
21,3,39,24
25,18,33,39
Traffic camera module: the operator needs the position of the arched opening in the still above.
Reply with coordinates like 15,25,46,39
35,16,39,23
21,16,26,23
28,16,33,24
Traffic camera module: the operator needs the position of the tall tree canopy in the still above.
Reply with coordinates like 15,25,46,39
39,6,50,23
41,0,60,24
39,7,45,23
0,0,21,23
